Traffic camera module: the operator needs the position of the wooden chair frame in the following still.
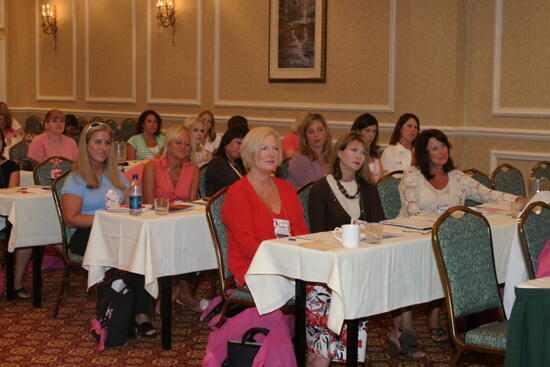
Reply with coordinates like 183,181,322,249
463,168,492,188
33,156,74,185
530,161,550,179
490,163,526,197
517,201,550,280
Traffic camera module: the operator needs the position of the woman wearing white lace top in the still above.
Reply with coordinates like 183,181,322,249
395,129,525,350
380,113,419,173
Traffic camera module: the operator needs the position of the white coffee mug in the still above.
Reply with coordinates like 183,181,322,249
333,224,360,248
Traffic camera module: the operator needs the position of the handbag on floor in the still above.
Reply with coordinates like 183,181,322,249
90,279,135,350
223,327,270,367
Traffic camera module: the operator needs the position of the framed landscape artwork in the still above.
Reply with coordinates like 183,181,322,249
269,0,327,82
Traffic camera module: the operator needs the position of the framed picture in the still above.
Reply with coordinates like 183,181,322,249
269,0,327,82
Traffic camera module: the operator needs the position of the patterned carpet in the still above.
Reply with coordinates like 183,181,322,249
0,268,504,367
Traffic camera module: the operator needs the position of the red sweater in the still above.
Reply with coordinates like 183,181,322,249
222,176,309,284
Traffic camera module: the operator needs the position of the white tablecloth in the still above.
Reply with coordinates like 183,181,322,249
0,186,61,251
245,215,515,333
83,205,217,298
503,191,550,317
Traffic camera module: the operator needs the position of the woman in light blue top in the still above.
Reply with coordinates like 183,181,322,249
127,110,165,160
62,122,157,339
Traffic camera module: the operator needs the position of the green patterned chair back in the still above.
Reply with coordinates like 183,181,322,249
275,158,290,180
52,170,81,263
377,170,403,219
199,164,208,198
206,187,232,283
297,181,313,231
9,140,29,162
33,156,74,185
491,163,526,197
464,168,492,207
518,201,550,279
531,161,550,180
120,118,138,142
432,206,502,318
24,115,43,135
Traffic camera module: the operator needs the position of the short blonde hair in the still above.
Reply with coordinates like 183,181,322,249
240,127,281,170
73,122,124,189
158,124,191,160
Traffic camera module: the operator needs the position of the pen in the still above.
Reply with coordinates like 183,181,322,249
287,237,296,241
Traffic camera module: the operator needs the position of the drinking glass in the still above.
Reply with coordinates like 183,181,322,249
154,198,169,215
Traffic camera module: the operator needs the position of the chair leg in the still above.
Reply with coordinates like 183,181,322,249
451,349,463,367
52,265,71,319
216,301,231,328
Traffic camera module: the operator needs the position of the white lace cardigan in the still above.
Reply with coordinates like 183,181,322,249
398,167,517,217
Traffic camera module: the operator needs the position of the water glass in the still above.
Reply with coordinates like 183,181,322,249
528,177,550,198
154,198,169,215
366,223,383,244
114,142,127,164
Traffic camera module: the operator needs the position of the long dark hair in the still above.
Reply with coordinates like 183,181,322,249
414,129,455,180
351,113,379,159
389,113,420,145
216,125,249,161
137,110,162,135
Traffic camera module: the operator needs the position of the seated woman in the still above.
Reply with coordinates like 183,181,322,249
351,113,385,182
127,110,165,161
0,102,24,159
205,125,248,197
62,122,156,338
282,111,311,160
396,129,525,350
307,132,384,364
184,117,211,167
28,109,78,163
141,125,207,312
287,113,332,187
380,113,419,173
199,110,221,154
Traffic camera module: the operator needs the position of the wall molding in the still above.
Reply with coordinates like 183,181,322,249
0,0,5,30
490,150,550,172
35,0,77,102
84,0,136,104
0,37,5,102
492,0,550,117
146,0,201,106
213,0,396,113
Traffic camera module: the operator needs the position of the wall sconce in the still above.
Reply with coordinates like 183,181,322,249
41,2,57,36
156,1,175,28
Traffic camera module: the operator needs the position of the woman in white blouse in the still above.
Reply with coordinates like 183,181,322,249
380,113,419,173
394,128,525,349
199,110,221,153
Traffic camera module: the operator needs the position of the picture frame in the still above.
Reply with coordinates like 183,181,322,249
269,0,327,83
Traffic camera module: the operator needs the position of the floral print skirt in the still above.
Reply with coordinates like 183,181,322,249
306,283,367,363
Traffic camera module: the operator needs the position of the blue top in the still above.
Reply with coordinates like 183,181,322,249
62,171,129,215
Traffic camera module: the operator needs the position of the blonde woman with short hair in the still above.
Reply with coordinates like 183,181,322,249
184,117,211,167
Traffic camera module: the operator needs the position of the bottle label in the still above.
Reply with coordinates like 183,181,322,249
130,196,142,210
51,169,62,180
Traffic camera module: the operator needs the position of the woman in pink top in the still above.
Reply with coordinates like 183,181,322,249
28,109,78,163
142,124,207,313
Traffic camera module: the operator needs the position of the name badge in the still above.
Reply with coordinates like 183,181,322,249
436,202,451,215
273,218,291,238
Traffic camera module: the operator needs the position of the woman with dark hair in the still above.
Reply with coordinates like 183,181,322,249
351,113,385,181
226,115,249,130
28,109,78,163
199,110,221,153
127,110,164,160
205,125,248,196
395,129,524,349
287,113,332,187
306,132,384,364
380,113,419,173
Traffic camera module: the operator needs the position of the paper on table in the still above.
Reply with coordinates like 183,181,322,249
106,204,153,213
296,231,340,245
380,216,435,230
299,242,342,251
470,203,511,215
516,277,550,289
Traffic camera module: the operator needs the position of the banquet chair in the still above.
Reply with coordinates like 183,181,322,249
463,168,492,207
206,187,255,326
24,115,43,135
275,158,290,180
51,170,84,318
33,156,74,185
120,118,138,142
517,201,550,279
9,140,30,163
530,161,550,180
198,164,208,199
432,206,507,366
491,163,526,197
297,181,313,230
377,170,403,219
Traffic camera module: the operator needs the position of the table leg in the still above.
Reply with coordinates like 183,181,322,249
295,279,306,367
160,276,172,350
346,319,359,367
5,222,14,300
32,247,42,308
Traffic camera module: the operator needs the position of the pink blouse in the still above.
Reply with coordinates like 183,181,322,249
28,133,78,163
153,157,194,201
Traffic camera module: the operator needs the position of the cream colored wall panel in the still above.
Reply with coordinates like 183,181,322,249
0,36,5,101
214,0,396,112
0,0,5,29
85,0,136,103
35,0,76,101
147,0,201,106
492,0,550,117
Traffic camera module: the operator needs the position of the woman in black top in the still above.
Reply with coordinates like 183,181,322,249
205,125,248,197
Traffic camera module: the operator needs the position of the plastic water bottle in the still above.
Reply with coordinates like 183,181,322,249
129,174,142,216
50,158,62,183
